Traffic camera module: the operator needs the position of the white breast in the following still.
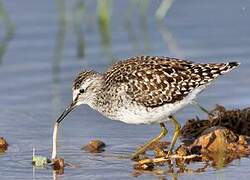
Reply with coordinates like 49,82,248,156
114,84,209,124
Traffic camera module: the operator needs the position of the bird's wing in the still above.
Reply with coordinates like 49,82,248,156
103,56,236,108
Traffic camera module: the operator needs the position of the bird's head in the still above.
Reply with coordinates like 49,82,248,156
56,70,101,124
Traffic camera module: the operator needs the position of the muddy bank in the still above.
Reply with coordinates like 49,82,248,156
133,105,250,174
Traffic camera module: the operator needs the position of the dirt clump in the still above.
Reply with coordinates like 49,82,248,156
0,137,8,153
82,139,106,153
52,157,65,175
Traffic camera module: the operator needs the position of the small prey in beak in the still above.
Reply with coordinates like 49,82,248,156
52,98,78,160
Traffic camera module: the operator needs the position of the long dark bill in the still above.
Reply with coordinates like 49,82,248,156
56,101,77,124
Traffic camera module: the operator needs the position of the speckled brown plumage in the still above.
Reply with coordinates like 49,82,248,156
100,56,239,108
73,70,98,90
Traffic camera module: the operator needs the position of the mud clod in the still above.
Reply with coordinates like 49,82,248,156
82,139,106,153
191,126,238,152
175,145,190,156
0,137,8,152
52,157,65,174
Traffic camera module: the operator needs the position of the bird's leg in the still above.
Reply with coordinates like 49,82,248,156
192,100,211,116
167,115,181,156
131,123,168,160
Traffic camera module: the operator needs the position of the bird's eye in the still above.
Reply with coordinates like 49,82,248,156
79,89,85,93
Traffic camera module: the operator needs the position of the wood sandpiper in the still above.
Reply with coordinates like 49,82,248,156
55,56,239,160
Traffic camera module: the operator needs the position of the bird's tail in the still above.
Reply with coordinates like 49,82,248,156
218,62,240,74
189,61,240,86
196,61,240,81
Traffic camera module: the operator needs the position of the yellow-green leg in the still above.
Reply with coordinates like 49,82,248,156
167,115,181,156
131,123,168,160
192,100,211,116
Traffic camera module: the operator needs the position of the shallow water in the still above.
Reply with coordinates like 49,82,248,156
0,0,250,179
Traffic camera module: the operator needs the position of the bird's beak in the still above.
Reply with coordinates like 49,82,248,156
56,100,78,124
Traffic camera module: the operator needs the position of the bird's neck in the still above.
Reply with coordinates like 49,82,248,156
85,75,104,106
